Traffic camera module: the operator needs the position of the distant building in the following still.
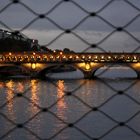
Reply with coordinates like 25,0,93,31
0,29,40,52
31,39,40,51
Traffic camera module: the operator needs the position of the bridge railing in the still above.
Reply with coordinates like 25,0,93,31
0,52,140,63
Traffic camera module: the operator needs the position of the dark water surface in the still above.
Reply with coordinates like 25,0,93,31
0,72,140,140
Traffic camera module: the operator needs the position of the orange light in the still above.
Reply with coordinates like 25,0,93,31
88,56,91,59
134,56,137,59
56,56,60,59
76,56,79,59
60,52,63,55
82,55,85,59
134,63,140,68
31,63,36,69
50,55,54,59
85,63,91,70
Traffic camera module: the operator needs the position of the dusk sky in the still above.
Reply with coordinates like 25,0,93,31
0,0,140,51
0,0,140,30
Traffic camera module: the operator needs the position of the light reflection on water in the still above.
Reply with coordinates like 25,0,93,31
0,78,140,140
30,79,39,106
56,80,67,119
6,81,14,113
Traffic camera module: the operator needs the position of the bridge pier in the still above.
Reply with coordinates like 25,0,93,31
75,62,103,79
129,63,140,79
137,72,140,79
83,71,94,79
134,70,140,79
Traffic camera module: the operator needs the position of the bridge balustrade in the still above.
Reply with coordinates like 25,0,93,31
0,52,140,64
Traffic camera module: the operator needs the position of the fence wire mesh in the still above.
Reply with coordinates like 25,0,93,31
0,0,140,140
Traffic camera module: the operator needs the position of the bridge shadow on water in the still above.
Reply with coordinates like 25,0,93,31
0,65,138,80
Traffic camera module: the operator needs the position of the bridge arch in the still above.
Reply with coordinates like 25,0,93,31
37,63,106,79
37,63,132,79
92,64,138,78
129,63,140,78
0,64,30,76
37,65,61,78
37,64,84,79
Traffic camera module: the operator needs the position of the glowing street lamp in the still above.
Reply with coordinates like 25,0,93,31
85,63,91,71
31,63,36,70
76,56,79,59
69,55,72,59
88,55,91,59
82,55,85,59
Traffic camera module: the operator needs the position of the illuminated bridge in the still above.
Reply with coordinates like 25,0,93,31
0,52,140,78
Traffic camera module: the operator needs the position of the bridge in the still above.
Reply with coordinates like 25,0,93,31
0,52,140,79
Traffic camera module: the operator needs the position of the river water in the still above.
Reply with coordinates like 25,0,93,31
0,67,140,140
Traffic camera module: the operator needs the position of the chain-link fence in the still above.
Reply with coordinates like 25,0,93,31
0,0,140,139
